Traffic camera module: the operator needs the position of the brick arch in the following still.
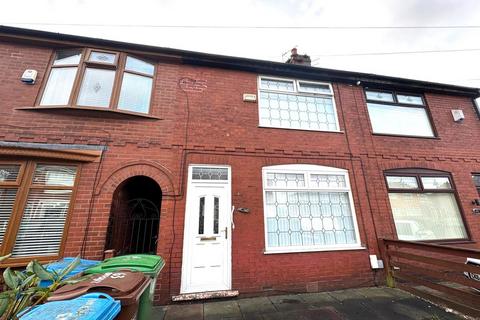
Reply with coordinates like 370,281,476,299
381,163,454,173
96,160,176,197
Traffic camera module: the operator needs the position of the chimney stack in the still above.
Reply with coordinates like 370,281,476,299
285,48,311,66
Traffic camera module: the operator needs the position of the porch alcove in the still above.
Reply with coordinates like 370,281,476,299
105,175,162,255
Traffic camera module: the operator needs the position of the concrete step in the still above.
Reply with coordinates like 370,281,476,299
171,290,239,302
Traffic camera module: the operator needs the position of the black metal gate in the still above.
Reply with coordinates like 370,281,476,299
107,198,160,255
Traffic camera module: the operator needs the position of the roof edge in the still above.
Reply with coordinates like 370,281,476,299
1,25,479,98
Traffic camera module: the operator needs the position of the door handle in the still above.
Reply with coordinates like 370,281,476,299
223,227,228,239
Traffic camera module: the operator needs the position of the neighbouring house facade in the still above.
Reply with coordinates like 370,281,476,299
1,26,480,304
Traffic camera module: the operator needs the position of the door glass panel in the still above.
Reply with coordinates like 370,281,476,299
198,197,205,234
77,68,115,107
192,167,228,180
213,197,219,234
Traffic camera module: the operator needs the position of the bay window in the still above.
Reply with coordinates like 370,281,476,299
262,164,361,253
385,169,467,241
258,77,340,132
365,90,435,137
39,49,155,115
0,161,79,265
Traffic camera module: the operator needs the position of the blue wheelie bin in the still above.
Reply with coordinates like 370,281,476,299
39,257,100,287
19,293,120,320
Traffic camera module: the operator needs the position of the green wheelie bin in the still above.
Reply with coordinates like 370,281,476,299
85,254,165,319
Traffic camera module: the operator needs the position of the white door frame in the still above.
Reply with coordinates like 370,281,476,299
180,164,232,294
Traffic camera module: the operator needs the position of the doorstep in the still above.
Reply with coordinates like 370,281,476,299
171,290,239,302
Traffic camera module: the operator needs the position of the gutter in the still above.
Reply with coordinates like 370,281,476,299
0,25,479,98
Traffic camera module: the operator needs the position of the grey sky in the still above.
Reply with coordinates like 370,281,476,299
2,0,480,87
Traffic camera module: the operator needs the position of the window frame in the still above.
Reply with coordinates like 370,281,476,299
85,49,119,66
384,168,470,242
257,76,341,133
364,88,438,138
472,173,480,196
36,48,156,116
262,164,363,254
0,160,81,267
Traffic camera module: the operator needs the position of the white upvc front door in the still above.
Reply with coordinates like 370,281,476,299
180,165,232,294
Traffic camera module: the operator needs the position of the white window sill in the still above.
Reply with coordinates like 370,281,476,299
258,125,344,134
264,245,366,255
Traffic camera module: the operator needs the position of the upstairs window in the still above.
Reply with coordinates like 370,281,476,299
262,164,361,253
39,49,155,115
258,77,340,132
365,90,435,137
385,169,467,241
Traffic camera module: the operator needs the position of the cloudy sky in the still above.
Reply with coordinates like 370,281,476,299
2,0,480,88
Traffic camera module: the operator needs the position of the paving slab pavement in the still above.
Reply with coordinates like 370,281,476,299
154,287,464,320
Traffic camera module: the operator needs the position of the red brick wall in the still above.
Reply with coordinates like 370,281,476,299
1,40,479,304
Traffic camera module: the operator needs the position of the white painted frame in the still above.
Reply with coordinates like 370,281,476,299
180,164,232,294
262,164,363,254
257,76,341,133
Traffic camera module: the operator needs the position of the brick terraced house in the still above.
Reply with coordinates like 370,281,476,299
0,26,480,304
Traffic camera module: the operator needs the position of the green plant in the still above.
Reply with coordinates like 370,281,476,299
0,255,84,320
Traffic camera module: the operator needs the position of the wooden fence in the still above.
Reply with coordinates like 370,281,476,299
380,239,480,318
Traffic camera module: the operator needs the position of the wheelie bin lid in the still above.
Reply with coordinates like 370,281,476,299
20,293,120,320
39,257,100,288
85,254,164,276
49,270,150,306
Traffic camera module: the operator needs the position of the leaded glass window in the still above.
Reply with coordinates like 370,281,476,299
258,77,339,132
192,167,228,181
263,165,360,252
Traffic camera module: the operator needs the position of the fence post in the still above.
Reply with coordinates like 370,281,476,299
379,239,395,288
